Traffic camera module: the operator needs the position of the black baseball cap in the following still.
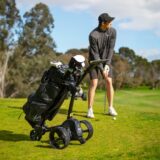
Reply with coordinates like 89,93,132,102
98,13,115,23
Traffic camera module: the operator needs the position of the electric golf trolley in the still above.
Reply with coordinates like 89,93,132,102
23,55,107,149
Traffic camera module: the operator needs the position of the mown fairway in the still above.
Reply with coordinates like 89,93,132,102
0,89,160,160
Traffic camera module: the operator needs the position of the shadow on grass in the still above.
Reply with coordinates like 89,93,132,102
35,140,53,149
59,108,68,115
0,130,29,141
59,108,86,114
59,108,87,118
59,108,86,118
7,106,22,110
35,144,53,149
36,140,81,149
59,109,102,121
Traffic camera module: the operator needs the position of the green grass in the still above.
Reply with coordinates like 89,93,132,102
0,89,160,160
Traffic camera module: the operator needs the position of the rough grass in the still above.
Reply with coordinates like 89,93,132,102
0,89,160,160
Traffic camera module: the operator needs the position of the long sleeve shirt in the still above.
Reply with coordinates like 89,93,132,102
88,27,116,69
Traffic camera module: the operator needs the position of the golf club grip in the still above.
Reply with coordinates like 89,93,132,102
76,59,109,85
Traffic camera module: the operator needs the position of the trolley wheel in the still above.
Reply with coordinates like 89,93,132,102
49,126,70,149
79,137,86,144
30,130,42,141
80,120,93,141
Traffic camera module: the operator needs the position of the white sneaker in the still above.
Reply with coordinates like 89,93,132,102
87,108,95,118
108,107,118,116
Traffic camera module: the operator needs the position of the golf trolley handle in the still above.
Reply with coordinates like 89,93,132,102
77,59,109,85
90,59,109,65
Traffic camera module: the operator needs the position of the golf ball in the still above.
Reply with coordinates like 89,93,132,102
112,117,116,120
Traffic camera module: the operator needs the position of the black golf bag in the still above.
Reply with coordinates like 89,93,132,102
23,63,71,128
23,55,107,149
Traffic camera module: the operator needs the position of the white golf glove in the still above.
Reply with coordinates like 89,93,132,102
103,64,110,72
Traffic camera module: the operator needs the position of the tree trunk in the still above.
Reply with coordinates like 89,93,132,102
0,51,10,98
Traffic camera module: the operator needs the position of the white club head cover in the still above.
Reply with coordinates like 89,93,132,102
73,55,85,67
50,61,63,67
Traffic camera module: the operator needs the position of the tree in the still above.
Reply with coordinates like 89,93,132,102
118,47,152,88
112,54,130,89
65,48,83,56
6,47,57,97
148,60,160,89
59,48,88,64
5,3,57,97
0,0,21,97
119,47,137,66
133,55,150,87
19,3,56,56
